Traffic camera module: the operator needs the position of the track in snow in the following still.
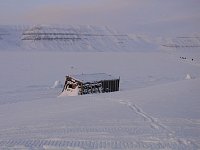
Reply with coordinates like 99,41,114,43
0,97,198,149
106,98,199,149
118,100,173,133
0,138,196,150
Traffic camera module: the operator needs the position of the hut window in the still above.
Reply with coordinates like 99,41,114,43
68,84,77,89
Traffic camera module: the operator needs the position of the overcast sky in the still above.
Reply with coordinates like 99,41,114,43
0,0,199,35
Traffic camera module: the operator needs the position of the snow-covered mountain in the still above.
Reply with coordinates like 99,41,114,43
0,25,200,52
160,36,200,51
1,25,200,52
0,25,158,52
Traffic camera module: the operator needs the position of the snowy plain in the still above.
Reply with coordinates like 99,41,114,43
0,25,200,149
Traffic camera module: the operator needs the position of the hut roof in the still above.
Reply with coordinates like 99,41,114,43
67,73,119,83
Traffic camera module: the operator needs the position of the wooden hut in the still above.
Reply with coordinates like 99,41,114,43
61,73,120,96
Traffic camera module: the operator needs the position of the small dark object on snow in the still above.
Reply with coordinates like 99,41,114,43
180,57,187,60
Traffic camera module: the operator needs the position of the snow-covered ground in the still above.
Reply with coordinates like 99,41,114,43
0,25,200,150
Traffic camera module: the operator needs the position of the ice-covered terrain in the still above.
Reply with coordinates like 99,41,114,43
0,25,200,149
1,25,200,53
0,25,159,52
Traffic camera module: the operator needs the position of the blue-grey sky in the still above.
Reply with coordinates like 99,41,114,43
0,0,199,35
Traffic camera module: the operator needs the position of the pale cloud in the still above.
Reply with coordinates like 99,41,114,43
23,0,199,25
1,0,199,35
23,0,144,24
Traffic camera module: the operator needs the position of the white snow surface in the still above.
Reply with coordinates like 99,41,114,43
59,86,79,97
70,73,118,83
0,25,200,149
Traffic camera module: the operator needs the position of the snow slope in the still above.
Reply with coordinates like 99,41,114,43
0,50,200,149
0,25,158,52
1,25,200,53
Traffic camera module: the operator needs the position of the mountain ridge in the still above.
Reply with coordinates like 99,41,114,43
0,25,200,52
